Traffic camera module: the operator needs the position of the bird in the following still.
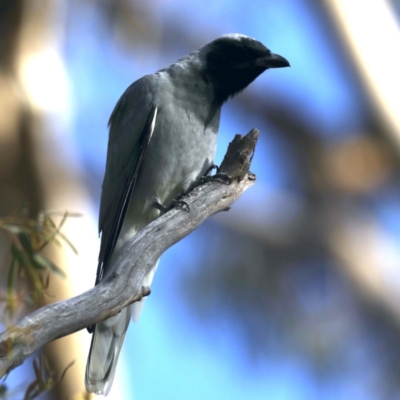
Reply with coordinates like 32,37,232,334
85,33,289,395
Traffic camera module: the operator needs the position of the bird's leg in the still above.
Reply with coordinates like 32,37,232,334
153,197,190,214
199,163,232,185
203,163,220,176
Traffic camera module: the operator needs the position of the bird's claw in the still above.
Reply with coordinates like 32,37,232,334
152,197,190,213
172,199,190,212
203,163,220,177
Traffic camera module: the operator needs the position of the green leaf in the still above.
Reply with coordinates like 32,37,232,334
11,242,32,269
6,258,17,316
18,233,34,254
32,254,66,278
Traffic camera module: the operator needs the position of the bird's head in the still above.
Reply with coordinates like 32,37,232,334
199,34,290,102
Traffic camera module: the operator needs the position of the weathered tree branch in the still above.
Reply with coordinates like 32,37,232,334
0,128,259,377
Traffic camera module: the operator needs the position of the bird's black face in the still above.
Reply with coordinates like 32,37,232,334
201,34,289,102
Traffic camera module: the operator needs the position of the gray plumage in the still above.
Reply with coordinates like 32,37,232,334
85,33,289,395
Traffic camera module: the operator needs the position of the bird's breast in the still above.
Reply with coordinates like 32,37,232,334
127,93,219,227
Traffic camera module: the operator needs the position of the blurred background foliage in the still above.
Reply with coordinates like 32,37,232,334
1,0,400,399
0,209,73,318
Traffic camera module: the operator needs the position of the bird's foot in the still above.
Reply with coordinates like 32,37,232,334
153,197,190,213
176,192,190,201
200,163,231,185
203,163,220,177
171,198,191,212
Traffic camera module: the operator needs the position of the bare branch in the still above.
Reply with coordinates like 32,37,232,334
0,129,259,377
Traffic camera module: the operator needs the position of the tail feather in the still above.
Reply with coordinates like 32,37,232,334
85,305,132,395
85,260,160,394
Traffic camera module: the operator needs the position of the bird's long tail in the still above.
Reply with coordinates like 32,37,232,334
85,259,159,395
85,305,132,395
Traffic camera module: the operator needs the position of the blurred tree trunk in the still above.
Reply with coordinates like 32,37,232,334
0,0,45,332
0,0,42,318
0,1,93,398
0,2,44,215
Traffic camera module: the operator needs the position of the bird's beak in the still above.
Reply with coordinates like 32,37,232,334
258,53,290,69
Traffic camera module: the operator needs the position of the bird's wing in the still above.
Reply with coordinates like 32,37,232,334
96,75,158,285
